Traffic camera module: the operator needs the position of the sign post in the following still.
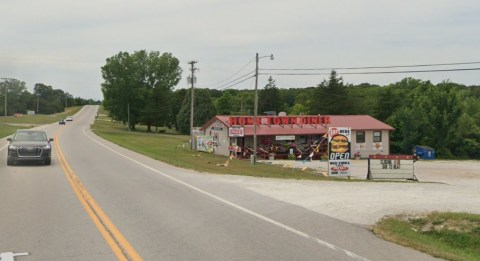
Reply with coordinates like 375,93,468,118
328,127,351,177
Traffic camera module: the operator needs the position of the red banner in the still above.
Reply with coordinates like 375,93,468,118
228,116,330,126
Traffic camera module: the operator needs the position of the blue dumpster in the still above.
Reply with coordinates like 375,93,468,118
414,145,435,160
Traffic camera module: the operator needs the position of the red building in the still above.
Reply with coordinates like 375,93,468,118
200,115,394,160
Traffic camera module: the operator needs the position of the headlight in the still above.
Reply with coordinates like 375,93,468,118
8,145,18,150
42,145,51,149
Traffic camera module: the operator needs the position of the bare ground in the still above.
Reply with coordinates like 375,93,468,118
216,160,480,227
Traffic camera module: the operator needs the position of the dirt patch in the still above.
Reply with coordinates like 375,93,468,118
217,160,480,227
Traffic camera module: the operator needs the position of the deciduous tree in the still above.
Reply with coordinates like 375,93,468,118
177,89,216,134
101,50,182,131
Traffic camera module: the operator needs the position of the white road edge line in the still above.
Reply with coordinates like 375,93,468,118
82,126,370,261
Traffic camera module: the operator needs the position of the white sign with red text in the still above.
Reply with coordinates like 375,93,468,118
328,127,351,177
228,127,244,137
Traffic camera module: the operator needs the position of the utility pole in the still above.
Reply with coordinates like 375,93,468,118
127,103,130,132
188,60,198,150
1,77,14,118
252,53,274,165
253,53,259,165
36,94,40,114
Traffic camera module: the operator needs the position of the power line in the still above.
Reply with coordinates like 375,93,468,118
212,71,256,90
142,104,177,112
202,58,256,88
263,67,480,76
261,61,480,71
216,75,255,91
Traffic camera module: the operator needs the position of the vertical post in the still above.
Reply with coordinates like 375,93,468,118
1,78,12,118
253,53,259,165
367,157,371,180
36,94,39,114
189,60,197,150
4,83,6,118
127,103,131,132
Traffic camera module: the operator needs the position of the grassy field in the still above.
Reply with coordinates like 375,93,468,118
92,115,335,180
373,212,480,261
0,106,82,138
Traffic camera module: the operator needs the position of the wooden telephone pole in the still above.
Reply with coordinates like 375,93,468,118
188,60,198,150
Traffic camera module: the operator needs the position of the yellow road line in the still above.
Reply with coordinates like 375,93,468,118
54,128,143,261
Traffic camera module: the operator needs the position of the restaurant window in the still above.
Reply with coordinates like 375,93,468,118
356,131,365,143
373,131,382,142
299,135,307,145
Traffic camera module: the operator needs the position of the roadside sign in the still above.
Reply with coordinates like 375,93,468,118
367,155,417,180
328,127,351,177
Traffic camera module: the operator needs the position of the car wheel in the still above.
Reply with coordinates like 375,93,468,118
44,159,51,165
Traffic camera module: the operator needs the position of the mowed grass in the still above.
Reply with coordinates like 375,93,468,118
91,118,330,179
373,212,480,261
0,124,23,138
0,106,82,138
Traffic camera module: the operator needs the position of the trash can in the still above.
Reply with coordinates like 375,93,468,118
414,145,436,160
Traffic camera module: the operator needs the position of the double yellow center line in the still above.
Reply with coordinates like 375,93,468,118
54,128,142,261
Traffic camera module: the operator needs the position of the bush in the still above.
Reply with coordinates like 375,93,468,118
436,148,455,159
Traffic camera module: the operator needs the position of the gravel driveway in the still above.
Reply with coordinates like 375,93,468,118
216,160,480,227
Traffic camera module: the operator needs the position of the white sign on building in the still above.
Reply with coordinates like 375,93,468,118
228,127,244,137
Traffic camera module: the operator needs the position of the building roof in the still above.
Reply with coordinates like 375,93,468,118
201,115,394,136
328,115,395,131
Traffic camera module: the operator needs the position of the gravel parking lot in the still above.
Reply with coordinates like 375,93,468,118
216,159,480,227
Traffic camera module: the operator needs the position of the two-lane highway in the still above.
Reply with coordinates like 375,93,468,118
1,105,438,260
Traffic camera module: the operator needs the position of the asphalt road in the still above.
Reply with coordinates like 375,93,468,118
0,105,439,261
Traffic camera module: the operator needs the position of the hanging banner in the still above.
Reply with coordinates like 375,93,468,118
328,127,351,176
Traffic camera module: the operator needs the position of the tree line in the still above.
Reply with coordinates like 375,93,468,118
0,79,100,116
101,50,480,159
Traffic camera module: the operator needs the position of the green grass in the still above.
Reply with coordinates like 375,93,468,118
373,212,480,261
91,117,338,180
0,106,82,138
0,124,26,138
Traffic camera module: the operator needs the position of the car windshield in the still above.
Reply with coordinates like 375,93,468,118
13,131,47,142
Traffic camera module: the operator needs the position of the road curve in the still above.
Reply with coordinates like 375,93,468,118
0,105,438,260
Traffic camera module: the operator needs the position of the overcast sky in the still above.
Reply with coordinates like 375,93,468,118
1,0,479,100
